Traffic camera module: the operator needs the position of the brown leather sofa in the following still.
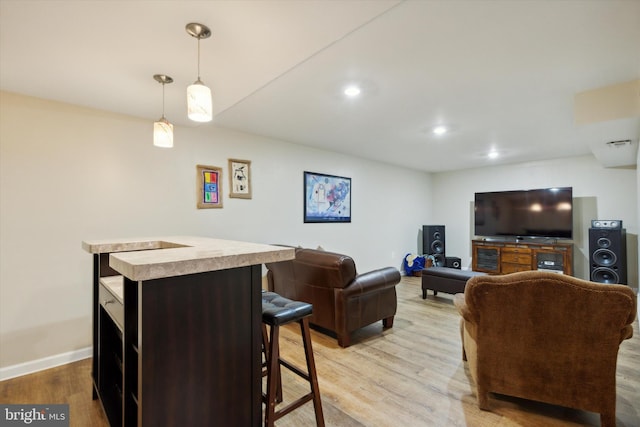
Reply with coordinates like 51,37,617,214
265,247,401,347
454,271,636,427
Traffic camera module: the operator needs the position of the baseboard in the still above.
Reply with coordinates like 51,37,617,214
0,347,92,381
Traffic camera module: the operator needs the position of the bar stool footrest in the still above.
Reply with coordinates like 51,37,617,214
280,357,311,382
274,394,314,420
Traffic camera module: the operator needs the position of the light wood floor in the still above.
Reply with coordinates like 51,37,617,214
1,276,638,426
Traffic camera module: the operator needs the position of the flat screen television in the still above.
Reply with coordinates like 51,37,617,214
474,187,573,240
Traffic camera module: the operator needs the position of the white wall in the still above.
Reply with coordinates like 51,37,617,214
0,91,433,370
431,157,638,287
2,90,636,373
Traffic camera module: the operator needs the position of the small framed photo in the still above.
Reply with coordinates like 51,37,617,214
228,159,252,199
197,164,223,209
304,171,351,223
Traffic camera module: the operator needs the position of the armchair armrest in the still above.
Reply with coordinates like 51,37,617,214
454,293,478,342
619,292,636,343
341,267,400,298
454,293,472,321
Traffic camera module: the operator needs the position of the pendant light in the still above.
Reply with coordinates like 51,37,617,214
186,22,212,122
153,74,174,148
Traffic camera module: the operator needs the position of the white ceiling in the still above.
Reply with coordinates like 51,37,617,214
1,0,639,172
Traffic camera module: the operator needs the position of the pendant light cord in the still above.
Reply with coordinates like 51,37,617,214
161,82,166,119
197,38,201,81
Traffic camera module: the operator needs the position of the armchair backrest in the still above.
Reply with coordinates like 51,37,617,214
267,248,357,292
292,249,357,289
463,271,636,411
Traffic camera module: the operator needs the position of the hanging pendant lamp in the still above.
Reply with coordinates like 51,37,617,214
186,22,212,122
153,74,174,148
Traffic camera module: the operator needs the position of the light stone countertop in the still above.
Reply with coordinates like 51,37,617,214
99,275,124,303
82,236,295,281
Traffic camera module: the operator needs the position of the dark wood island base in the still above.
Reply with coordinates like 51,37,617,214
84,237,295,427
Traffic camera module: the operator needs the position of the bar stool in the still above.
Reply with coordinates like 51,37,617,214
261,291,325,427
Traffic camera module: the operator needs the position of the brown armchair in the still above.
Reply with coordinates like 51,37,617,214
454,271,636,427
266,247,400,347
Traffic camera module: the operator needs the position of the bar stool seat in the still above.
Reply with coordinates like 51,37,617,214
262,292,313,325
261,291,324,427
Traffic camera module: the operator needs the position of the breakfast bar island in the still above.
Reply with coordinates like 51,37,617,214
82,236,295,427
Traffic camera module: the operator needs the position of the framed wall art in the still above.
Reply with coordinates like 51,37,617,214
303,171,351,223
196,164,223,209
228,158,252,199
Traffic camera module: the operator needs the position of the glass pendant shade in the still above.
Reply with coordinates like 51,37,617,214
187,80,212,122
153,117,174,148
152,74,174,148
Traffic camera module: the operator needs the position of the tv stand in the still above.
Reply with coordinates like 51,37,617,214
472,239,573,275
482,236,560,245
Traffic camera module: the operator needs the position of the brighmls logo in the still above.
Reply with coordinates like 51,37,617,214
4,408,46,424
0,405,68,426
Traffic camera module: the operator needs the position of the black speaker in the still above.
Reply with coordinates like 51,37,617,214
423,225,445,267
445,256,461,269
589,226,627,284
591,219,622,229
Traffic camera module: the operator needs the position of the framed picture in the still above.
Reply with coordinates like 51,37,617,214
196,164,223,209
228,158,252,199
304,171,351,223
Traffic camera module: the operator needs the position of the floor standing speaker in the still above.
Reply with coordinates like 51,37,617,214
589,222,627,284
423,225,445,267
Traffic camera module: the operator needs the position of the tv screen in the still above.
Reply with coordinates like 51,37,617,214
474,187,573,239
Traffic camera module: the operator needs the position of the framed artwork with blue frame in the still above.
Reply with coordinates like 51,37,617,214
304,171,351,223
197,164,223,209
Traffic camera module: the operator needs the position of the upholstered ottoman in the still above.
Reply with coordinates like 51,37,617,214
421,267,487,299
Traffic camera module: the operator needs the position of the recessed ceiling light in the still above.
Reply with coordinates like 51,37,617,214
344,86,361,97
488,150,499,159
432,126,448,135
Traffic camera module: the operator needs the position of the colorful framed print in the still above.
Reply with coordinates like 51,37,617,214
228,158,252,199
197,164,223,209
303,171,351,223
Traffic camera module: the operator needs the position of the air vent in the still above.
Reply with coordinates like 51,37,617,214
606,139,632,147
590,138,638,168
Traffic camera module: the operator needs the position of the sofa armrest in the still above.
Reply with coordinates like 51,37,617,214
341,267,400,298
